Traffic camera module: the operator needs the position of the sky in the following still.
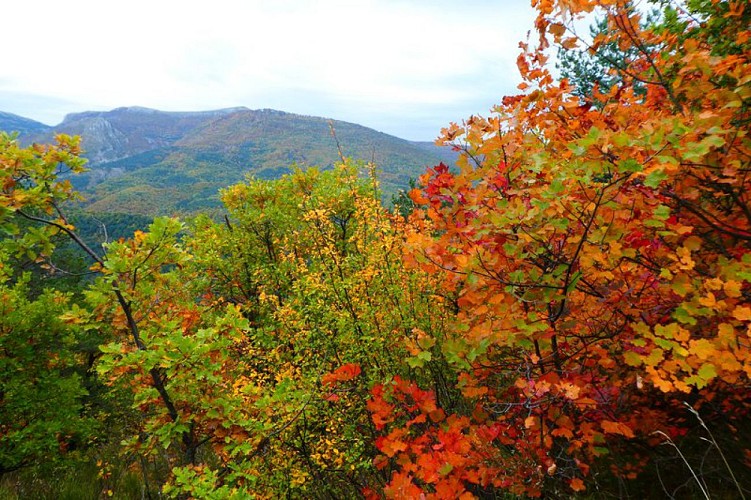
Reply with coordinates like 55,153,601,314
1,0,537,141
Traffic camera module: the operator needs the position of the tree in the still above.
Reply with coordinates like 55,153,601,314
371,0,751,496
0,134,98,476
158,164,455,497
4,1,750,497
0,271,96,475
0,132,204,492
0,131,454,497
556,9,661,102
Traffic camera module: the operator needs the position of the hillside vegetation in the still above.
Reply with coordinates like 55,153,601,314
3,107,455,215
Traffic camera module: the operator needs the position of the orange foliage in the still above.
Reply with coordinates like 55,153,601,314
371,0,751,496
321,363,363,386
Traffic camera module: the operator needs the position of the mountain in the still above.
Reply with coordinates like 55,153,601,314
9,106,452,216
46,107,245,164
0,111,52,136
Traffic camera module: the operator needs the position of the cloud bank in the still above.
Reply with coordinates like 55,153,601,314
1,0,535,140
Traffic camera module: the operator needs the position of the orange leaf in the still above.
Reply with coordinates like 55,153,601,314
733,306,751,321
321,363,362,386
384,472,423,498
570,477,586,492
601,420,635,438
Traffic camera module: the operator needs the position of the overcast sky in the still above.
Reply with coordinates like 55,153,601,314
1,0,536,141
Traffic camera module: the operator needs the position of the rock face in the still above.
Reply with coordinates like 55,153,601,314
39,107,247,164
72,116,129,164
4,106,454,215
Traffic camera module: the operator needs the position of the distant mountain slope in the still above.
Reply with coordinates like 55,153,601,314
43,107,247,164
12,106,450,215
0,111,52,136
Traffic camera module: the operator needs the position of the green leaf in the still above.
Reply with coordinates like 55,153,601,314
623,350,643,367
550,217,570,230
619,158,643,173
439,463,454,476
653,205,670,219
673,307,697,325
644,168,668,188
593,446,610,456
549,178,565,194
697,363,717,382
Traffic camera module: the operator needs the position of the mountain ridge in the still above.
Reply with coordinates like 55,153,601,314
0,111,52,136
0,107,453,215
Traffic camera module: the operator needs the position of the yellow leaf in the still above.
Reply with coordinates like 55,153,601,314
724,280,742,298
673,379,692,393
647,367,674,392
704,278,724,291
674,326,690,343
718,352,741,372
689,338,714,360
717,322,736,344
676,246,695,270
645,347,664,367
697,363,717,382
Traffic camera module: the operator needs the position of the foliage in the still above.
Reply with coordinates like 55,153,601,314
556,9,659,102
0,134,97,475
0,274,95,475
373,0,751,496
2,0,751,498
153,164,454,497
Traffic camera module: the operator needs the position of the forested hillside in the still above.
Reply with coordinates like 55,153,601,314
1,0,749,498
8,107,454,215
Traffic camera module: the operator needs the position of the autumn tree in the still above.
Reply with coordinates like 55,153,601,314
0,134,96,474
370,0,751,497
0,132,215,495
152,164,457,497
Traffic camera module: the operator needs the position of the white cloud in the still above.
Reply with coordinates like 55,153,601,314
1,0,535,140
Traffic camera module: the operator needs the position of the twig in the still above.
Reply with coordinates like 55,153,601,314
652,430,710,500
684,402,746,500
328,121,347,164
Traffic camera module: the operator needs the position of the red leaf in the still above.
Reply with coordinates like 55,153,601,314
322,363,362,386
